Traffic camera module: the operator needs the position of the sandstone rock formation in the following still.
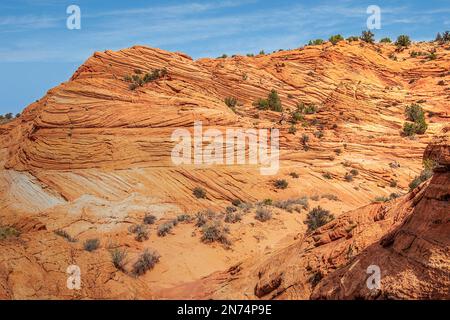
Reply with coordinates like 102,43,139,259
0,40,448,299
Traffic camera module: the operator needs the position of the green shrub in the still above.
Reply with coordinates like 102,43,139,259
83,238,100,252
390,180,398,188
54,229,77,243
308,39,324,46
0,226,20,240
126,68,167,90
255,207,272,222
143,214,156,225
360,30,375,43
291,110,304,123
380,37,392,43
193,187,207,199
253,90,283,112
427,52,437,60
329,34,344,45
132,249,160,276
305,206,334,232
267,89,283,112
274,179,288,189
296,102,318,114
408,160,435,191
346,36,359,42
395,35,411,48
254,98,269,110
403,104,427,136
111,248,127,271
350,169,359,176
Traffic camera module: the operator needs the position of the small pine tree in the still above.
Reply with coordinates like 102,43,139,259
360,30,375,43
267,89,282,112
329,34,344,45
443,31,450,42
395,35,411,48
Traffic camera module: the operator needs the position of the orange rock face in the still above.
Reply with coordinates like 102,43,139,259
0,41,449,299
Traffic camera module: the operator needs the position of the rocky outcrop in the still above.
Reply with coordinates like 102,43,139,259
157,128,449,300
0,41,449,299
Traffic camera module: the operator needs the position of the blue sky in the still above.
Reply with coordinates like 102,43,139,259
1,0,449,115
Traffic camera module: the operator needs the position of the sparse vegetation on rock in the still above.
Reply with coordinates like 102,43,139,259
273,197,309,213
322,172,333,179
124,68,167,90
111,248,127,271
177,214,193,223
395,35,411,48
289,172,299,179
54,229,77,243
346,36,359,42
301,134,310,151
201,221,230,246
403,104,427,136
132,249,160,276
408,159,436,191
255,207,272,222
193,187,207,199
225,97,238,112
360,30,375,43
224,211,242,223
344,172,354,182
0,226,20,240
157,222,174,237
308,39,324,46
253,90,282,112
129,224,149,242
329,34,344,45
274,179,288,189
305,206,334,232
83,238,100,252
143,214,156,225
